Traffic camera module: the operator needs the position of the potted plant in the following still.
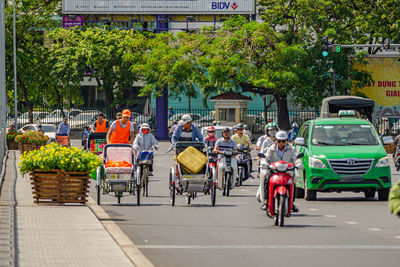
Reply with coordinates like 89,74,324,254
15,130,50,154
19,143,101,204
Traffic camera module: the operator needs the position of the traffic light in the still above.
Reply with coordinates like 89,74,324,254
322,36,329,57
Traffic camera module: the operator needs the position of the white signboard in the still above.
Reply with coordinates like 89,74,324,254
63,0,256,14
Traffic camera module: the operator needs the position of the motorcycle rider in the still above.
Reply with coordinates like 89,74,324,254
256,122,278,177
205,126,217,149
232,124,253,179
288,123,299,142
214,127,238,190
260,131,300,212
243,125,252,138
133,123,159,176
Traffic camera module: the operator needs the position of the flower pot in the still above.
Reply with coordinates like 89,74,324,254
18,142,46,154
30,169,64,204
30,169,91,205
61,172,91,204
7,140,18,150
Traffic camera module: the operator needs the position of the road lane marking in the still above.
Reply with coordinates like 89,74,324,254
308,208,319,211
394,236,400,240
136,245,400,250
345,221,358,225
325,215,336,218
368,228,382,231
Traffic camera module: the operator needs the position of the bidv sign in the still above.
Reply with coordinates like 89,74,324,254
212,2,239,10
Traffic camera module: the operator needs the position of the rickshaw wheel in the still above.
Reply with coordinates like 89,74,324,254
211,184,216,206
117,195,121,204
169,168,176,206
137,187,141,206
97,185,101,205
186,194,191,205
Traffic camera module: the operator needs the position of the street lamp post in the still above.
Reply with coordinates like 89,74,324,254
13,0,17,128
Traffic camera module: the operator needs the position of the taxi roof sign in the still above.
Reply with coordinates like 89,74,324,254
338,110,356,117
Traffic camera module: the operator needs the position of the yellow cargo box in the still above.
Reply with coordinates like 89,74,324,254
177,146,207,174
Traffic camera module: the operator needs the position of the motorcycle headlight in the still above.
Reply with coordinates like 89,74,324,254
376,156,389,168
309,157,327,168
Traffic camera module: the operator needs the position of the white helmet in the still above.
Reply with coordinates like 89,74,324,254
180,114,192,125
141,123,150,130
275,130,288,141
292,123,298,128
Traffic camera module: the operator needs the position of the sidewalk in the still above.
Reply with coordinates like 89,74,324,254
2,151,135,267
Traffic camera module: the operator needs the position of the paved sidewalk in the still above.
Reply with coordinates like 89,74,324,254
4,151,134,267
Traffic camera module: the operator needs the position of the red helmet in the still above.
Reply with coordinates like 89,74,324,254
207,126,215,132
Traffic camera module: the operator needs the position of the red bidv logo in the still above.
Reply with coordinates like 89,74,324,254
231,2,238,10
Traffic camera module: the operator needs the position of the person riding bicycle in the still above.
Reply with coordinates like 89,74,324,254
169,114,203,152
214,127,237,190
91,112,110,133
107,109,135,144
232,123,253,178
260,131,301,212
133,123,159,176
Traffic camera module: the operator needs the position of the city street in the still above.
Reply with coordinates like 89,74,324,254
87,142,400,267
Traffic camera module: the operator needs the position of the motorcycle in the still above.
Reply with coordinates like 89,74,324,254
236,145,250,186
206,147,217,196
394,144,400,171
218,148,237,197
258,153,303,227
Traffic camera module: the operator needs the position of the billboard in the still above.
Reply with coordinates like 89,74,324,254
353,57,400,117
63,0,256,14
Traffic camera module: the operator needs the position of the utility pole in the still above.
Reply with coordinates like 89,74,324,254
1,0,6,157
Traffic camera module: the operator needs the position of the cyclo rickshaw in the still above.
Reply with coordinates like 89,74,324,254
96,144,141,205
86,132,107,156
169,141,216,206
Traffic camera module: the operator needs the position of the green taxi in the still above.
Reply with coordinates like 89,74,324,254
294,112,391,201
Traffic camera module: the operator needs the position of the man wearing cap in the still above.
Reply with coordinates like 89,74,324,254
91,113,109,133
107,109,135,144
171,114,203,144
214,127,237,190
260,131,301,212
7,123,16,134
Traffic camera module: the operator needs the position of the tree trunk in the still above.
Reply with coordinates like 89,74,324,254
17,76,33,125
275,94,290,130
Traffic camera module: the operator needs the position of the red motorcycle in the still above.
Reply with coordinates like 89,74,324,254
258,153,303,227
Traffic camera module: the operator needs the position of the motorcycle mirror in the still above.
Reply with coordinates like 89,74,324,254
296,153,304,159
258,153,266,158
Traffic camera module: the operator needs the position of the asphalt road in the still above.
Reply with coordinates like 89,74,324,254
79,141,400,267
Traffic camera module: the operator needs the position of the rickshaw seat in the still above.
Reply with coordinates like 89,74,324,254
105,167,132,174
105,146,133,165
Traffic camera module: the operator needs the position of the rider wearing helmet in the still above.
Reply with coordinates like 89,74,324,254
288,123,299,141
243,125,252,138
214,127,238,190
232,124,253,179
133,123,159,176
260,131,301,212
260,122,279,154
205,126,217,149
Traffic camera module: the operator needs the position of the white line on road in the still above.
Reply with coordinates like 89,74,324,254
394,236,400,240
345,221,358,225
325,215,337,218
368,228,382,231
136,245,400,250
308,208,319,211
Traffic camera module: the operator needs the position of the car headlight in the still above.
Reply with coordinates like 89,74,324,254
309,157,327,168
376,156,389,168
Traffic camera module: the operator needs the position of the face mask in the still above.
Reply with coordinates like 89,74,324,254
142,129,149,134
208,132,215,138
269,130,277,136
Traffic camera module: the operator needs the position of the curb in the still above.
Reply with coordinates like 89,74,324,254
87,196,154,267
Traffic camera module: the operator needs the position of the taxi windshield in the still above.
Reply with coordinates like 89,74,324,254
311,124,379,146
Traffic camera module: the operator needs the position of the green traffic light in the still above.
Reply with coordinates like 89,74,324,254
322,51,329,57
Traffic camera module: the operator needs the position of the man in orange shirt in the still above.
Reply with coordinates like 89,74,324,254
106,109,135,144
91,113,109,133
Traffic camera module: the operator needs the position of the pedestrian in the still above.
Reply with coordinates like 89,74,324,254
107,109,135,144
7,123,15,134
